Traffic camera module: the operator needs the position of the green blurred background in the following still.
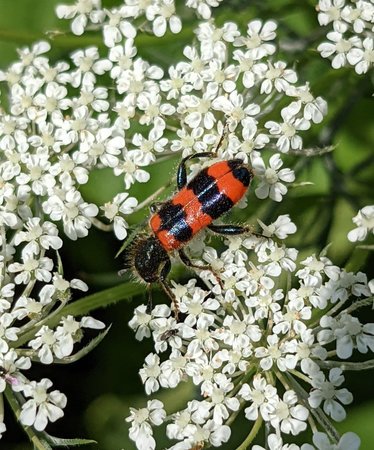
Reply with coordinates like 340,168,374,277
0,0,373,448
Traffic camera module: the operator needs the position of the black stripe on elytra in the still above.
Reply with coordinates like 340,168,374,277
187,168,213,195
228,160,252,187
187,168,234,220
202,192,234,219
157,201,193,242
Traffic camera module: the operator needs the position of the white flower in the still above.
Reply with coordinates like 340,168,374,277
254,240,298,276
131,121,167,154
181,82,219,130
347,37,374,74
179,287,219,327
240,375,278,421
317,0,345,27
212,91,260,131
258,214,297,239
260,61,297,94
347,205,374,242
8,255,53,284
308,368,353,421
296,254,340,287
29,321,87,364
0,313,19,353
139,353,161,394
318,313,374,359
265,104,311,153
79,127,124,168
0,349,31,391
68,48,112,87
202,375,240,425
20,378,67,431
103,8,137,48
14,218,62,256
101,192,138,240
287,84,328,124
270,390,309,435
126,400,166,450
33,81,70,119
128,305,154,340
255,334,297,371
56,0,105,36
137,92,175,126
273,298,311,335
54,315,104,359
318,31,361,69
234,20,277,58
253,153,295,202
17,41,51,69
341,2,372,34
146,0,182,37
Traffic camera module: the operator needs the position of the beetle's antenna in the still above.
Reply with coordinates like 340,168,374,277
213,120,228,155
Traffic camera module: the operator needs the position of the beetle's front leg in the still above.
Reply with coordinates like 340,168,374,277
176,152,214,190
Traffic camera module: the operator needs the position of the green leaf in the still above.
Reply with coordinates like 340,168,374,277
15,281,144,347
36,440,53,450
43,433,96,447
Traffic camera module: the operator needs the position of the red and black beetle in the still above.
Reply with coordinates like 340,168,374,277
126,151,253,316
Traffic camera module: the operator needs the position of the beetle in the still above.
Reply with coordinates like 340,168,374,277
125,151,253,318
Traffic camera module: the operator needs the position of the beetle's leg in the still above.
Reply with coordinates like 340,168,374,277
208,224,250,235
213,121,228,154
159,281,180,321
208,224,266,239
178,248,223,288
177,151,214,190
146,284,153,314
159,259,180,320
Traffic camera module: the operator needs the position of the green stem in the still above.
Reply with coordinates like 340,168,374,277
235,416,263,450
0,393,4,422
343,297,373,315
317,359,374,371
288,369,312,385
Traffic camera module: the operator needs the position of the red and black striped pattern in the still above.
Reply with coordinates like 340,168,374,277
150,160,252,251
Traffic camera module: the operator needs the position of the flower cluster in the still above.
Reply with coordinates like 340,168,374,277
127,227,373,449
317,0,374,74
0,246,104,435
54,1,329,212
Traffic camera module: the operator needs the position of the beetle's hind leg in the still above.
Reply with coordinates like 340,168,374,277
178,248,223,288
